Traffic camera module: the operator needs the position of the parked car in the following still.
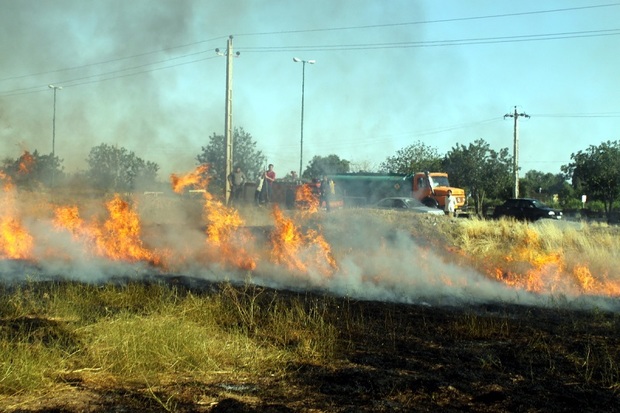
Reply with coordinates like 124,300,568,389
372,197,445,215
492,198,562,221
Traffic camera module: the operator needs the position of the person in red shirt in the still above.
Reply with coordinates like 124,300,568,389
264,164,276,202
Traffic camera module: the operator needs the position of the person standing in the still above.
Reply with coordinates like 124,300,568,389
320,175,331,212
254,172,265,206
445,189,457,218
228,166,247,205
264,164,276,202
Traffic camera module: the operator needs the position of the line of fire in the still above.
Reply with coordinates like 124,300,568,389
1,153,619,304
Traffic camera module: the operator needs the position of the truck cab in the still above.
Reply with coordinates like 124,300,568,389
412,172,466,211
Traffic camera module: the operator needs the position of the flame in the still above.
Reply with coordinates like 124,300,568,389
0,171,14,192
484,227,620,297
0,186,33,259
18,151,35,176
0,217,33,259
270,205,337,276
53,195,161,265
203,197,256,271
295,184,320,215
171,164,210,194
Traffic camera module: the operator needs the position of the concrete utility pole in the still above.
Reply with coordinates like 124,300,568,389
504,106,530,198
48,84,62,187
216,36,239,205
293,57,315,179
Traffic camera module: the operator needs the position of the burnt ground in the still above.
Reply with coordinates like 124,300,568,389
4,284,619,413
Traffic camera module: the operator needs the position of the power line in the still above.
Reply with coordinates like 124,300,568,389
0,35,228,84
2,4,619,92
234,3,620,37
239,28,620,53
0,55,220,97
532,112,620,118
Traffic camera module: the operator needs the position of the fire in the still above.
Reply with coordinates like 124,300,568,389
171,164,210,194
203,197,256,271
0,171,14,192
53,195,161,265
295,184,320,215
0,217,33,259
18,151,35,176
270,205,337,276
484,227,620,298
97,195,160,264
0,183,33,259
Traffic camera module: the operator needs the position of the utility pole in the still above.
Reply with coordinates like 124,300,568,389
48,84,62,187
216,36,239,205
293,57,315,179
504,106,530,198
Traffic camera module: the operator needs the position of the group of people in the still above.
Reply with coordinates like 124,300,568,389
227,164,276,206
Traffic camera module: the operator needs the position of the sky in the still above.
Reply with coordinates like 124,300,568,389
1,0,619,182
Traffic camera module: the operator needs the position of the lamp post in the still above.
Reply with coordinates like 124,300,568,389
293,57,315,179
48,84,62,186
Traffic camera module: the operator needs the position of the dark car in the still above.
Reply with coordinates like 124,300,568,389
492,198,562,221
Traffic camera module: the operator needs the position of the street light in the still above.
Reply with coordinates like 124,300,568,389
293,57,315,179
48,84,62,187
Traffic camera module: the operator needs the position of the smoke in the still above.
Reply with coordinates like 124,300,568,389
2,182,618,314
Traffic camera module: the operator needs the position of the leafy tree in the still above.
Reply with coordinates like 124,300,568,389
379,141,443,174
349,159,378,173
86,144,159,192
520,170,570,205
196,127,266,190
1,150,63,188
303,154,350,179
561,140,620,219
442,139,513,216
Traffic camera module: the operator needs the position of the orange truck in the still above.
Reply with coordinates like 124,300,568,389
331,172,467,211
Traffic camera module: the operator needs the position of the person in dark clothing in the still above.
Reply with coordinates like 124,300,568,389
227,166,247,205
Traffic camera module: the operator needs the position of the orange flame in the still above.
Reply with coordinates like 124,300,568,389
270,205,337,276
54,195,161,265
0,171,14,192
170,164,210,194
18,151,35,176
0,217,33,259
295,184,320,215
484,227,620,297
203,197,256,271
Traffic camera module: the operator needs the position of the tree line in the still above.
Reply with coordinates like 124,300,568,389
2,129,619,219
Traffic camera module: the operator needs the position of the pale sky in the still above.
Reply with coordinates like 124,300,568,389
1,0,619,181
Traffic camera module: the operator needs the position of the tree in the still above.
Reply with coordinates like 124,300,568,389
86,144,159,192
520,170,569,205
442,139,513,216
379,141,442,174
302,154,350,179
196,127,266,191
562,140,620,219
1,150,63,189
